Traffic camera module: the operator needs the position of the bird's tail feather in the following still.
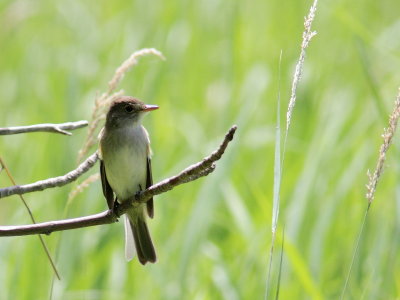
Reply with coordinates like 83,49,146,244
125,209,156,265
124,216,135,261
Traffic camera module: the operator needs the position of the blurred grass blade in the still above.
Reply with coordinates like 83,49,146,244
285,239,323,300
222,181,254,236
355,38,386,121
340,206,369,300
0,156,60,280
275,229,285,300
265,50,283,300
179,63,269,278
272,51,283,236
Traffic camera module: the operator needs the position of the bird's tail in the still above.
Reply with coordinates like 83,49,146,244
124,208,156,265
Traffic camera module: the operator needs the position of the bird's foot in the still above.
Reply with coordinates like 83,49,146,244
112,201,121,218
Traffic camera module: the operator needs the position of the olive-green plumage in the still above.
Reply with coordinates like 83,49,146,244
99,96,158,265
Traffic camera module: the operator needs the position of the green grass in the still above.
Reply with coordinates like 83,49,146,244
1,0,400,299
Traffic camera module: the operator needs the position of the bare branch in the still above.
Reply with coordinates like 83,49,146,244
0,120,88,136
0,125,237,237
0,211,115,236
0,152,99,198
0,156,61,279
128,125,237,207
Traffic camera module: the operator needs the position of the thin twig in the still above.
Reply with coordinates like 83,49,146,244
0,125,237,237
0,157,61,279
0,121,88,136
0,152,99,198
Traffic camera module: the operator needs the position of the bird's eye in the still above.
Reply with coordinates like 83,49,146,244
125,105,134,113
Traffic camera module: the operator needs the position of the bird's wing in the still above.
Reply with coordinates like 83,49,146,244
146,157,154,218
100,159,115,210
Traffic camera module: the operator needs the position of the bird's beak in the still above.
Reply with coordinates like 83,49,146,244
143,104,159,112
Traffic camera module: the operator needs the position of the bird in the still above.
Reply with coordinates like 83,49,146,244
98,96,158,264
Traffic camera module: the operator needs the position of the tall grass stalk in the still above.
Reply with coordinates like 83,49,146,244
275,229,285,300
341,88,400,299
265,1,318,298
265,51,282,300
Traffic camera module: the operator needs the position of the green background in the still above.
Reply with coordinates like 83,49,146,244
1,0,400,299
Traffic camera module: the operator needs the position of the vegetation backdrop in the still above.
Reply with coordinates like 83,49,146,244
0,0,399,299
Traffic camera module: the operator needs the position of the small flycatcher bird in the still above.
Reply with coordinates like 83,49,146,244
98,96,158,265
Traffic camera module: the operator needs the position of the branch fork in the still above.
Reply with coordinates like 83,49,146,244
0,121,88,136
0,125,237,237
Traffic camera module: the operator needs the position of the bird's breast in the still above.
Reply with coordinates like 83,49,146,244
101,126,149,200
